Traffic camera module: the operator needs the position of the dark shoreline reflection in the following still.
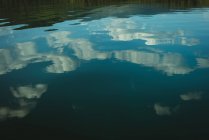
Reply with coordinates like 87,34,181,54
1,0,209,29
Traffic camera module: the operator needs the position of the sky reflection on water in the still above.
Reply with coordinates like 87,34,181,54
0,1,209,139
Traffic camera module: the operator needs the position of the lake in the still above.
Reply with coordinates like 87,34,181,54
0,0,209,139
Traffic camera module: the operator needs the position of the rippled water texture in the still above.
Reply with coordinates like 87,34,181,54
0,0,209,139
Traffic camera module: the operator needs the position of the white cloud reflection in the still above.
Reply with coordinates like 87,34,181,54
104,18,199,46
196,58,209,68
69,39,110,60
46,31,71,53
0,41,77,75
0,84,47,121
10,84,47,99
0,27,13,37
154,104,171,116
0,42,55,75
0,23,208,76
45,55,77,73
0,42,38,75
114,50,193,75
180,92,202,101
45,31,207,76
46,31,110,61
16,42,38,57
0,107,29,120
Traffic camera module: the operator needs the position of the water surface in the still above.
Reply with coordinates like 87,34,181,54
0,0,209,139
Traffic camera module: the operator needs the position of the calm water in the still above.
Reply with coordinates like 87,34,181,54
1,0,209,139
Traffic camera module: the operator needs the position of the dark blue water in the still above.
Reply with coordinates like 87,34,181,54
0,0,209,139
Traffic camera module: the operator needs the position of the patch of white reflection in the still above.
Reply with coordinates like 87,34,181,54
69,39,110,60
104,18,199,46
45,55,77,73
46,31,209,75
46,31,71,53
1,29,208,76
0,107,29,120
0,27,13,37
10,84,47,99
0,84,47,121
0,41,77,75
196,58,209,68
0,49,29,75
49,31,209,76
114,50,193,75
180,37,199,47
0,42,42,75
154,104,171,116
16,42,38,57
180,92,202,101
46,31,111,61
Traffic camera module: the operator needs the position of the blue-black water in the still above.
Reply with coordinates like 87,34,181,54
0,0,209,139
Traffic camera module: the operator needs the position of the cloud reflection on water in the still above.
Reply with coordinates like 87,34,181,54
180,92,202,101
114,50,193,75
1,7,209,76
104,18,199,46
0,84,47,121
0,41,77,75
0,28,209,76
154,104,171,116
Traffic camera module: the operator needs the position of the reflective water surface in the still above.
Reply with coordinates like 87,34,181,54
1,0,209,139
